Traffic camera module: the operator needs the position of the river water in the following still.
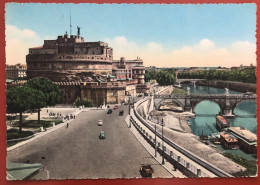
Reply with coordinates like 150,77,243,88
181,83,257,160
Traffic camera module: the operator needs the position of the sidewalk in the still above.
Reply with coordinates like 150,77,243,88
125,115,186,178
7,106,106,152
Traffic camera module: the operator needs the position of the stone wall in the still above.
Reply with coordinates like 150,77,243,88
196,80,256,93
59,84,81,104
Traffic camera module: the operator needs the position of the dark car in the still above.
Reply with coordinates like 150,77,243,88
139,165,154,177
107,109,112,114
119,110,124,116
99,131,106,139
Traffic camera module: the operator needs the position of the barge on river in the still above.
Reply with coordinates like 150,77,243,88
216,115,230,130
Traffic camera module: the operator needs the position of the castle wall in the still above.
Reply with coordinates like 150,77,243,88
57,84,81,104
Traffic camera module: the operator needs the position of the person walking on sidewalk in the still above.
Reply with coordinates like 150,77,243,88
66,122,69,128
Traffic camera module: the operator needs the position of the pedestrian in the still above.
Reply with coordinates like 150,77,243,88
47,109,48,113
66,122,69,128
74,114,75,119
174,163,177,171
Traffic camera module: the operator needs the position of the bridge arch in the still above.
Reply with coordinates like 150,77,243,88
192,99,223,114
231,100,257,115
156,98,184,111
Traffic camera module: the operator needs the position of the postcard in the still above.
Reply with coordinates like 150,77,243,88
5,3,257,180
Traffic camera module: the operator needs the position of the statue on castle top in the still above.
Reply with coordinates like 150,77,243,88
77,26,80,36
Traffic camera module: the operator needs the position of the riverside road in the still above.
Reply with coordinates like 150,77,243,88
7,105,171,179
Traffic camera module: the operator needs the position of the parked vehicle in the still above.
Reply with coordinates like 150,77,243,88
97,120,103,126
107,109,112,114
139,165,154,177
113,105,118,110
99,131,106,139
119,110,124,116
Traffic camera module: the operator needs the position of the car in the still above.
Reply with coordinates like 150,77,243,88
97,120,103,126
113,105,118,110
124,101,129,105
99,131,106,139
107,109,112,114
119,110,124,116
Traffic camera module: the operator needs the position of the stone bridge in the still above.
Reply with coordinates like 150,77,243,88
175,78,205,86
153,93,257,116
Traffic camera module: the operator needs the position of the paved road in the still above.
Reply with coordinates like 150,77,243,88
7,105,171,179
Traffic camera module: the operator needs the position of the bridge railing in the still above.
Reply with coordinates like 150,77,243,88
132,96,232,178
154,93,256,99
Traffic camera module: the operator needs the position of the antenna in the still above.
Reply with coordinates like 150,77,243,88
70,7,72,36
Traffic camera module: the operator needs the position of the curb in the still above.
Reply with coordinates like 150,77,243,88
125,115,185,178
7,108,101,152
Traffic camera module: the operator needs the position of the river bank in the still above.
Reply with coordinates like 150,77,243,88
142,85,251,175
196,80,256,93
148,110,245,175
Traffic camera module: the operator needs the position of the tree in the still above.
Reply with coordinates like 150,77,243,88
24,77,61,124
6,86,40,133
73,97,94,108
156,71,175,86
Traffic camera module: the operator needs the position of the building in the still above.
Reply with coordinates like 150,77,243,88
27,30,113,81
6,63,27,80
228,127,257,154
219,131,239,150
216,115,230,130
24,28,149,105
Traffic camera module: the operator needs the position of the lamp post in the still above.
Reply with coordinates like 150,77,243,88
128,95,131,115
154,118,159,157
161,118,165,165
128,95,131,128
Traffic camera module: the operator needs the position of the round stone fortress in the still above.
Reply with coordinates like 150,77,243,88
25,29,149,105
26,31,113,81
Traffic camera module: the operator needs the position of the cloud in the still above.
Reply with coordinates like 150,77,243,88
5,25,42,65
5,27,256,68
198,39,215,48
104,36,139,60
170,39,256,67
105,36,256,67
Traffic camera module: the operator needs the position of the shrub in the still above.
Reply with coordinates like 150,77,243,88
73,97,94,107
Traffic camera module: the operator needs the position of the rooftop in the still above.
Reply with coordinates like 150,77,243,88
216,115,228,124
228,127,257,143
220,132,238,143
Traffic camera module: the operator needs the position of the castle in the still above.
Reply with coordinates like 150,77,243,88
26,28,149,105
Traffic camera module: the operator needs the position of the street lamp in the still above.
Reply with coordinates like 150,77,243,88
154,118,159,157
161,118,165,165
128,95,131,115
128,95,131,128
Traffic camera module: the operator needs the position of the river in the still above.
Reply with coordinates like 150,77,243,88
181,83,257,160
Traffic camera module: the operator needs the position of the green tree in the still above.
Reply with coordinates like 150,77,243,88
73,97,94,107
6,86,40,133
24,77,61,124
156,71,175,86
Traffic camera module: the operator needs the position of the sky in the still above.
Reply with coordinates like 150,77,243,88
5,3,256,67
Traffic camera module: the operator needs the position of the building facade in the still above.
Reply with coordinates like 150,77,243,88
6,63,27,79
25,29,149,105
